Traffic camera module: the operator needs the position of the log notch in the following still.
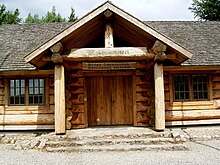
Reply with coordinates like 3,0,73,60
50,42,63,54
153,40,167,131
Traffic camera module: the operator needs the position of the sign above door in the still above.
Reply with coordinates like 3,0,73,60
82,62,136,70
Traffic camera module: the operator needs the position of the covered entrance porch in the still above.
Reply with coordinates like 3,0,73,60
24,2,192,134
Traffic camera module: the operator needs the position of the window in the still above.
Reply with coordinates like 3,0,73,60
9,78,45,105
173,74,208,101
9,79,25,105
29,79,44,104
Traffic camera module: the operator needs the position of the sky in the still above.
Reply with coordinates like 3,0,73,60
0,0,196,21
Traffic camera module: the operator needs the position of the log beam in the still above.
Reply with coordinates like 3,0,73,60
52,53,63,64
151,40,167,54
54,65,66,134
50,42,63,54
154,62,165,131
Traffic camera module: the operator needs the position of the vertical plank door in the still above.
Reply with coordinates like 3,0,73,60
86,76,133,126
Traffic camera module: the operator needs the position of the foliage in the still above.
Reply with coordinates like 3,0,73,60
0,4,21,25
24,6,77,23
68,7,78,22
189,0,220,21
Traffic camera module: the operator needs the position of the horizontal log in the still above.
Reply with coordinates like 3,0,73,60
1,106,54,115
63,47,155,60
5,105,53,111
166,119,220,126
0,114,54,125
136,85,147,93
0,88,4,95
212,76,220,82
212,82,220,90
0,125,54,130
136,93,147,102
164,66,220,71
49,95,54,105
0,70,53,76
70,78,84,87
213,90,220,99
166,101,217,110
166,110,220,121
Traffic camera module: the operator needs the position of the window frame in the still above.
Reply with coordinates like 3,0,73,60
8,78,46,106
173,74,209,101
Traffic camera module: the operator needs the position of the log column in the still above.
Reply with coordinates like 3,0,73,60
154,62,165,130
152,40,167,131
50,42,66,134
54,64,65,134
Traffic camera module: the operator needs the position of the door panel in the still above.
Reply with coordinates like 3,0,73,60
111,76,133,125
86,76,133,126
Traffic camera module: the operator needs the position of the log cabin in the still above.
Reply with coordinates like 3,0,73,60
0,1,220,134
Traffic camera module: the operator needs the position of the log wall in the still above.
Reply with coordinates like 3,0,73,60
135,61,155,126
165,72,220,126
0,75,55,130
65,62,87,128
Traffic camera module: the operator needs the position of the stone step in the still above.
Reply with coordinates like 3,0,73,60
45,143,189,152
46,137,182,147
48,132,169,141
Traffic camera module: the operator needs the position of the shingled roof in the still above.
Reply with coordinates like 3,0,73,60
0,21,219,71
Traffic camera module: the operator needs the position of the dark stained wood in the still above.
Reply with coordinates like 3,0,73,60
86,76,133,126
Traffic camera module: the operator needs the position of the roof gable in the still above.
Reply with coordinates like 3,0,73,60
24,1,192,66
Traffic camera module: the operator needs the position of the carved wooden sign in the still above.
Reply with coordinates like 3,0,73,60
82,62,136,70
64,47,154,60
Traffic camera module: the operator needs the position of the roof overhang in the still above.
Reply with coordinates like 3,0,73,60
24,1,192,66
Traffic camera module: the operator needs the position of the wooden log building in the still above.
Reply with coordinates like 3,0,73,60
0,1,220,134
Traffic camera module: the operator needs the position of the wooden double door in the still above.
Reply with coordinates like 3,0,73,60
86,75,133,126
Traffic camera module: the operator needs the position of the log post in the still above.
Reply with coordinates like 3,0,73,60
154,62,165,131
54,64,66,134
105,24,114,48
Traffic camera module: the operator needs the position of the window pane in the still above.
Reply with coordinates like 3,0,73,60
34,88,38,94
10,97,14,104
40,79,44,87
10,80,14,87
10,88,14,96
29,79,33,87
192,75,208,100
15,97,19,104
29,96,33,104
173,75,190,100
21,80,25,87
40,88,44,94
28,79,44,105
34,79,39,87
29,88,33,94
20,97,25,104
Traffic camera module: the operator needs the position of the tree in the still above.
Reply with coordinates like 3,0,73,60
68,7,78,22
189,0,220,21
0,4,21,24
24,6,77,23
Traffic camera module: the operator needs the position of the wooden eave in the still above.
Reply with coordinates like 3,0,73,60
164,66,220,72
24,1,192,67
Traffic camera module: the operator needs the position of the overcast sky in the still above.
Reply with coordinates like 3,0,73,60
1,0,196,21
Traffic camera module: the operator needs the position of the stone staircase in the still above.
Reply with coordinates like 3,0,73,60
0,127,189,152
44,127,188,152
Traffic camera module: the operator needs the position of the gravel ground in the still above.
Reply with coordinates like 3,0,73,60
0,140,220,165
